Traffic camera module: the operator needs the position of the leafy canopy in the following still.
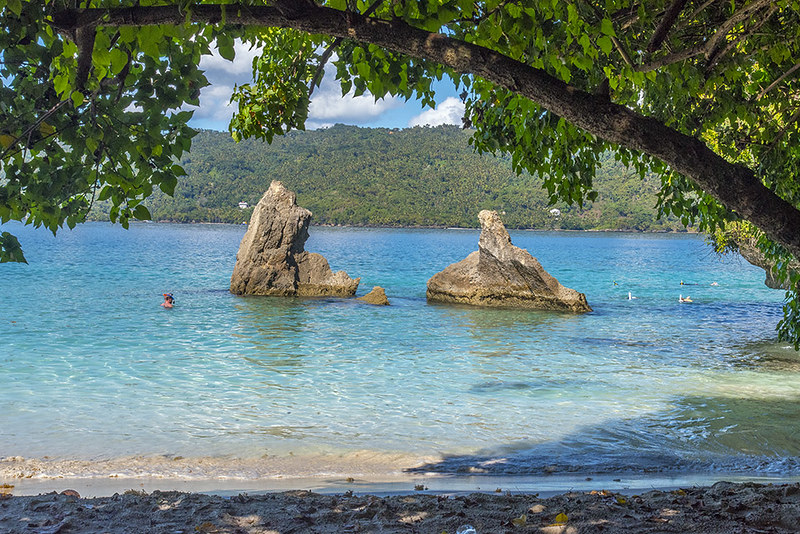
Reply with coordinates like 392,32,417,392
1,0,799,344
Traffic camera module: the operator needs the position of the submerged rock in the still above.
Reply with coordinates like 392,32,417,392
230,181,360,297
427,210,591,312
357,286,390,306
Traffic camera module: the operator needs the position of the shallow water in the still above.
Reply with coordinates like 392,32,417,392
1,222,798,482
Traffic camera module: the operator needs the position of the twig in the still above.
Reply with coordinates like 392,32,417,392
703,0,773,59
638,0,776,71
611,35,634,68
686,0,719,23
758,60,800,101
308,0,386,96
706,5,777,69
0,100,70,161
309,37,341,95
581,0,634,69
763,107,800,156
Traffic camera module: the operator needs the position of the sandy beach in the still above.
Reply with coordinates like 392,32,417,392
1,481,799,533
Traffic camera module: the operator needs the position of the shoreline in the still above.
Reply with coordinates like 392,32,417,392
79,218,699,234
4,453,799,499
8,473,800,499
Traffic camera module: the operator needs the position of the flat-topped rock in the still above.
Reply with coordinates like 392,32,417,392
357,286,390,305
427,210,591,312
230,181,359,297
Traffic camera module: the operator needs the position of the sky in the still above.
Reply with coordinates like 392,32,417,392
187,41,465,132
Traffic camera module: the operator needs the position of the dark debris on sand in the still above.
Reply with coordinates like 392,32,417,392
1,481,799,533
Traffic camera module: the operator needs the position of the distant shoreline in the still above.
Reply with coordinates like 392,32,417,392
135,219,699,234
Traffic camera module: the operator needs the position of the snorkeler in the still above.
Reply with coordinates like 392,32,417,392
161,293,175,308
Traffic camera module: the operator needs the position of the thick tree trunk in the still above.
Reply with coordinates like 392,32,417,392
51,2,800,259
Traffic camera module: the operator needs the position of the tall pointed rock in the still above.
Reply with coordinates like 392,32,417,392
427,210,591,312
230,181,360,297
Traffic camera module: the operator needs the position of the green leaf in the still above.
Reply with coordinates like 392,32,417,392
600,18,616,37
132,204,151,221
567,4,578,25
98,186,113,201
217,34,235,61
53,74,69,97
597,36,613,55
159,176,178,196
93,30,112,67
71,91,84,107
0,232,26,263
109,49,129,75
137,26,163,59
579,34,592,55
6,0,21,16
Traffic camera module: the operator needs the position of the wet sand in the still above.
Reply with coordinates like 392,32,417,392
2,481,800,533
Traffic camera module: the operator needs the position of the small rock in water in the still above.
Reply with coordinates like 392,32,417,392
357,286,390,305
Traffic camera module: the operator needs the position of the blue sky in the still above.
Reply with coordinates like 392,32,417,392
188,41,465,132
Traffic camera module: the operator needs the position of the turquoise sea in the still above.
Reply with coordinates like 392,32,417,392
1,221,799,489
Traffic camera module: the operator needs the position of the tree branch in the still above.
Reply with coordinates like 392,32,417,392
764,107,800,156
638,0,775,72
309,37,341,96
580,1,634,68
309,0,386,96
686,0,719,22
637,43,705,72
703,0,773,59
0,99,70,162
49,1,800,259
646,0,688,53
706,4,777,70
75,24,96,91
758,60,800,101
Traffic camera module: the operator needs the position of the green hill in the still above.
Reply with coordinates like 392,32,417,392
97,124,686,231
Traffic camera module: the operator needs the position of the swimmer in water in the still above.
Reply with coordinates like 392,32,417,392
161,293,175,308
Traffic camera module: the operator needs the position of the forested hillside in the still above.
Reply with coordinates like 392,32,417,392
107,125,685,231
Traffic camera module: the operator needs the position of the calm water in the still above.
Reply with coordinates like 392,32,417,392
1,222,798,481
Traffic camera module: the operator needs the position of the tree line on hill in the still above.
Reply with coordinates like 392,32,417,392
91,124,687,232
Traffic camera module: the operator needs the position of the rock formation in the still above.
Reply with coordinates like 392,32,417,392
230,181,360,297
427,210,592,312
357,286,390,306
733,237,799,290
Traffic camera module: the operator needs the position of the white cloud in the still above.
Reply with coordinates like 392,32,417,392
306,121,335,130
307,65,402,123
199,41,262,76
187,41,259,129
189,84,236,123
408,97,465,127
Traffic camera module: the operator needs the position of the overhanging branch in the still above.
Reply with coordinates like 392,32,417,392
646,0,688,53
50,0,800,259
